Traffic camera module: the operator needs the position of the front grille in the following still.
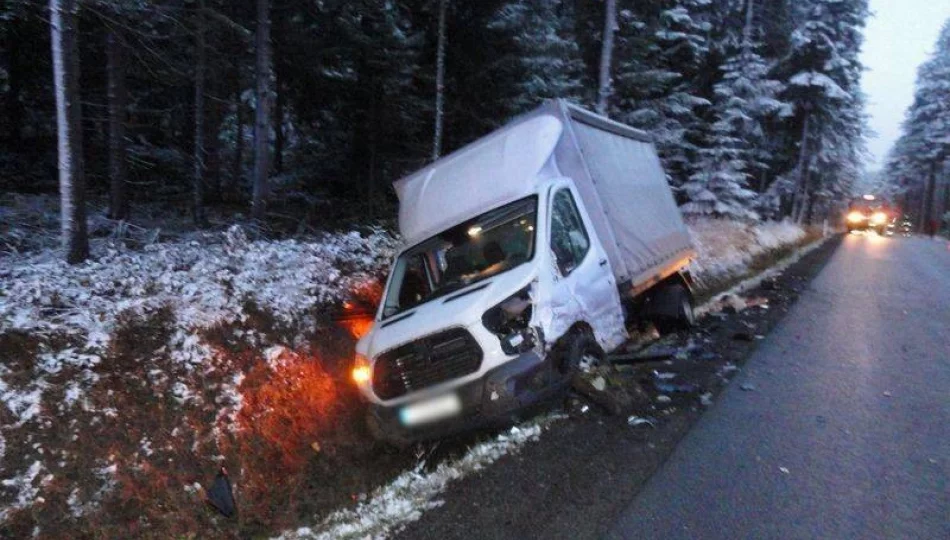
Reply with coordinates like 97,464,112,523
373,328,483,400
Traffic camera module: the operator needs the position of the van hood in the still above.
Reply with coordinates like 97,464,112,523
359,263,536,358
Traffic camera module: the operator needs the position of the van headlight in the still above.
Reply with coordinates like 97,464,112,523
352,353,372,387
482,287,535,355
847,211,866,223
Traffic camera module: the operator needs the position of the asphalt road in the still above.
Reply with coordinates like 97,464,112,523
609,234,950,539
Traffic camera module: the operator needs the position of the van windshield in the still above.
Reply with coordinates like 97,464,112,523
381,196,537,319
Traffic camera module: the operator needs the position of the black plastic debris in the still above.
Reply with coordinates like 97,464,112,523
732,331,755,342
206,468,236,518
609,347,678,365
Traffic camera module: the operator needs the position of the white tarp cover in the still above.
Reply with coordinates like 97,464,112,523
394,115,563,245
564,115,693,283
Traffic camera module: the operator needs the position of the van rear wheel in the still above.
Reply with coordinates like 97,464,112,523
654,283,695,334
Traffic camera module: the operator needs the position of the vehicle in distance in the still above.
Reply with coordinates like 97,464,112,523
846,194,894,235
353,99,696,445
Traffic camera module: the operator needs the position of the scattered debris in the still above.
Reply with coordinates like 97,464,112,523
732,331,755,342
570,371,644,416
205,468,236,518
609,347,679,365
654,381,700,394
699,393,713,407
627,416,657,428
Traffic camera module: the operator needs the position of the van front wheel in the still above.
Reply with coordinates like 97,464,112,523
556,332,604,375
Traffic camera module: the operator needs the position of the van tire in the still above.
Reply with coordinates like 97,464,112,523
654,283,695,334
556,331,604,375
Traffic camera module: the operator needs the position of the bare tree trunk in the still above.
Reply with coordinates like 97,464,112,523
232,85,243,197
107,30,129,220
274,67,284,175
792,112,810,223
252,0,272,222
205,70,223,204
5,24,23,144
432,0,447,160
920,161,938,233
51,0,88,264
941,165,950,225
192,0,207,226
595,0,617,116
742,0,755,50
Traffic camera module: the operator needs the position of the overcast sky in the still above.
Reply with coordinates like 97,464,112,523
860,0,950,170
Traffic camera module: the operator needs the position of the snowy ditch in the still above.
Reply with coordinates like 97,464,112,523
0,217,822,534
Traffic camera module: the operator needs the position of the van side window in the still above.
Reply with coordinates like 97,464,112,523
384,253,432,317
550,189,590,275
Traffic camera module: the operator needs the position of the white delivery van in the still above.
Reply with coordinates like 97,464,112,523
353,100,696,444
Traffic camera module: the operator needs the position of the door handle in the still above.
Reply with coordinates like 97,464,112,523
599,259,608,267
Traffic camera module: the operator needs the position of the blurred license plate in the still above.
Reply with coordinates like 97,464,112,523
399,393,461,426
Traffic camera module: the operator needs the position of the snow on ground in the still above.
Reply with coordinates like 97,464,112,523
687,218,808,288
279,416,560,540
0,461,48,522
1,225,397,347
0,224,396,395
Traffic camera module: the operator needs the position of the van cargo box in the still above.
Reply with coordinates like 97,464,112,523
393,99,694,290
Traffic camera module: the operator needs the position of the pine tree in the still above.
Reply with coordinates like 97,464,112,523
613,0,712,187
776,0,869,223
681,0,790,219
883,19,950,230
484,0,584,120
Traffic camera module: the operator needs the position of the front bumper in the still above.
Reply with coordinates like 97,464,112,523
366,350,565,445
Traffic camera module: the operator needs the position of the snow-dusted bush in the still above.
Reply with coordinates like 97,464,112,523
0,225,398,360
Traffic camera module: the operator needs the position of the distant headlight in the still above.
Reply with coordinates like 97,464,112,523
870,211,887,225
847,211,866,223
